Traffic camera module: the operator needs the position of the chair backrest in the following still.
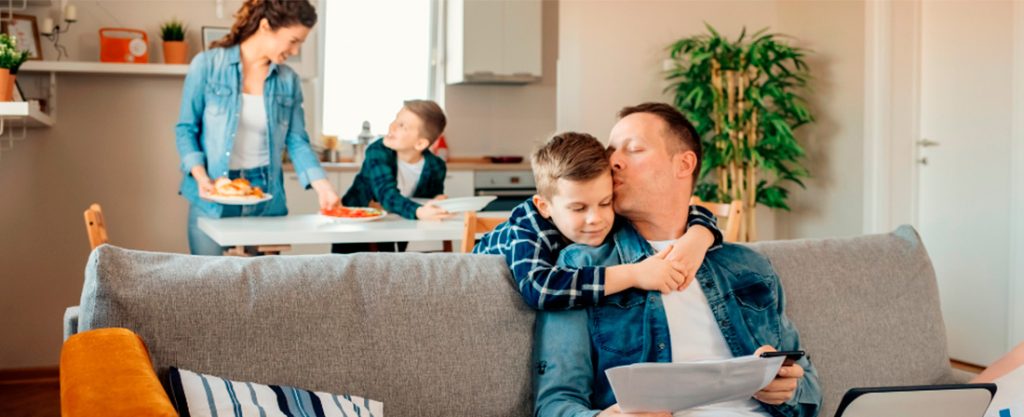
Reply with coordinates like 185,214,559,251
83,203,108,250
460,211,507,253
690,197,744,242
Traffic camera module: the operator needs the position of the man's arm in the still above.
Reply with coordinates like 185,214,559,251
533,309,601,417
760,273,822,417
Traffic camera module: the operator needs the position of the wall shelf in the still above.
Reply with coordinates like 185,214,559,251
0,101,53,127
20,61,189,76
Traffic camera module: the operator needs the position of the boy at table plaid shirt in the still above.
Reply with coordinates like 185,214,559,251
333,100,450,253
473,132,722,310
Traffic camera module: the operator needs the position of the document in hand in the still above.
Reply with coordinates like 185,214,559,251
986,362,1024,417
606,355,786,413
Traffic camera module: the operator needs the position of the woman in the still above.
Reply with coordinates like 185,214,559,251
175,0,339,255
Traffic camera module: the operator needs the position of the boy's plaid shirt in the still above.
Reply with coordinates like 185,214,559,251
473,200,722,310
341,139,447,220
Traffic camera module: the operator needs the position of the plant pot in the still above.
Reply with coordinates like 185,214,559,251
0,68,13,102
163,41,187,64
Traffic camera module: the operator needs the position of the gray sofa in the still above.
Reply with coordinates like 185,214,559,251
64,225,972,417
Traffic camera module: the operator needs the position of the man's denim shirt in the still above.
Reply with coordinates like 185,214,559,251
533,222,822,417
175,45,326,218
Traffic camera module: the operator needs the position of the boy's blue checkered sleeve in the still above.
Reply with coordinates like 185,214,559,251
687,204,723,249
474,205,606,310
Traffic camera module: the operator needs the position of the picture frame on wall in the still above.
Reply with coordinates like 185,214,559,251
1,14,42,60
201,26,230,51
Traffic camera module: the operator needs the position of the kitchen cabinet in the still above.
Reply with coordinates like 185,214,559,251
446,0,542,84
444,171,474,197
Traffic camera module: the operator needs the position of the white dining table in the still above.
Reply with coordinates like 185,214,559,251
197,212,510,249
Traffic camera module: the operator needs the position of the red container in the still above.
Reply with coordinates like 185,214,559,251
99,28,149,63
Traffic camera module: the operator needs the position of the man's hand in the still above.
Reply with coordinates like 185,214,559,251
665,225,715,290
632,245,688,294
753,346,805,405
597,404,672,417
416,203,452,221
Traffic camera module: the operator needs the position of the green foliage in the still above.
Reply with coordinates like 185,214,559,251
666,24,813,211
0,34,30,73
160,19,186,42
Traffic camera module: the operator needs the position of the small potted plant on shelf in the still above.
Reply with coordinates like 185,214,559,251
0,34,29,101
160,18,187,64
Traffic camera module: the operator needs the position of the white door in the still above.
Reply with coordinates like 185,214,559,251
917,0,1015,365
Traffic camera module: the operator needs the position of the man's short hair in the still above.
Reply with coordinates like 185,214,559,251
403,99,447,145
617,102,702,183
531,132,611,199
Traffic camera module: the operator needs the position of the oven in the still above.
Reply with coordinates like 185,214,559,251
474,170,536,211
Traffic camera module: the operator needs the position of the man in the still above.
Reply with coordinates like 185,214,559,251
533,103,821,417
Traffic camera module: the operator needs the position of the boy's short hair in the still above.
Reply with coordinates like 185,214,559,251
617,102,702,184
531,132,611,199
403,100,447,145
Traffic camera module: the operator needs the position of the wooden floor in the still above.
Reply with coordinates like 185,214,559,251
0,368,60,417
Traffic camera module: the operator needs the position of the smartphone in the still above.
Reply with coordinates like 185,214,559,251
759,350,806,366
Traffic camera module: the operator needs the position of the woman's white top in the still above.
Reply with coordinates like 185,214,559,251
229,94,270,170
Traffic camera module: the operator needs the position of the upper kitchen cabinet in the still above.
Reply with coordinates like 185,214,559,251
446,0,541,84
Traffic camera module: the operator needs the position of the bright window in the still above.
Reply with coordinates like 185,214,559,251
321,0,438,139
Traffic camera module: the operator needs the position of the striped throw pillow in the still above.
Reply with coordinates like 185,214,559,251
168,367,383,417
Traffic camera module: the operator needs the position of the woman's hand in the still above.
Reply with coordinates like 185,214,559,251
190,166,215,197
311,178,341,210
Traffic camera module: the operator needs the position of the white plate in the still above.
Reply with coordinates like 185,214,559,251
320,209,388,223
203,194,273,205
430,196,498,213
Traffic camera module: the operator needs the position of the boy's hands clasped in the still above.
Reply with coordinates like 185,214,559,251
632,245,690,294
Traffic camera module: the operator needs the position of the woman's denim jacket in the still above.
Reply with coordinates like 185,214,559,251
175,45,326,217
533,222,822,417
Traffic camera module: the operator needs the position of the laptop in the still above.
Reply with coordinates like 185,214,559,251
834,384,998,417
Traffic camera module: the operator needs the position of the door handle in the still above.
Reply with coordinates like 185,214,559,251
918,157,928,166
917,138,941,147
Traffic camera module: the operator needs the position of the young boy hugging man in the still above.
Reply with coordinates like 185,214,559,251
473,132,723,309
332,100,451,253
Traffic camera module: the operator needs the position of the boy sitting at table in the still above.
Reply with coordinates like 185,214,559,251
332,100,451,253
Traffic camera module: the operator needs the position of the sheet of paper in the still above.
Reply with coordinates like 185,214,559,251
986,363,1024,417
606,355,785,413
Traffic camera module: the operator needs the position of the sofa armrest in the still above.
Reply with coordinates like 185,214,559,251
63,306,79,341
60,328,178,417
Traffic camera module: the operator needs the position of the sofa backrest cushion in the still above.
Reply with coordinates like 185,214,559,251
79,247,534,417
749,225,956,417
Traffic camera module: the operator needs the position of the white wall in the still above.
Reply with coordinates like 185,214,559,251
557,0,868,241
774,1,866,239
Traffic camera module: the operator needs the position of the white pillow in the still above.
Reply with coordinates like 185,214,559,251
168,367,383,417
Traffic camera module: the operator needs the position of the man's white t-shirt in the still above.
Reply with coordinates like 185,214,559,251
396,158,425,197
648,239,770,417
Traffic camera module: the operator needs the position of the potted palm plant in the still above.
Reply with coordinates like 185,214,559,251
160,19,187,64
666,24,813,241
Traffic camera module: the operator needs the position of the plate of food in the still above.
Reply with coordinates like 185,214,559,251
203,178,273,205
320,206,388,222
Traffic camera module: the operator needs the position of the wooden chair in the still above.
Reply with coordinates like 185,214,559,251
83,204,109,250
689,197,744,243
460,211,507,253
